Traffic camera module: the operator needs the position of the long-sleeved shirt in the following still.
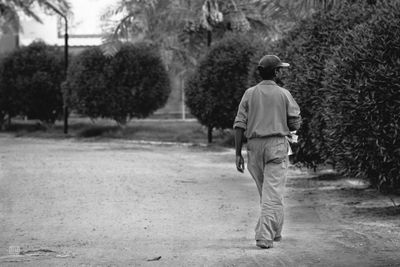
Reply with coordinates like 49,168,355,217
233,80,301,139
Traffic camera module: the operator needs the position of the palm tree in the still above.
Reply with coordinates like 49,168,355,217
0,0,70,36
100,0,350,57
101,0,278,68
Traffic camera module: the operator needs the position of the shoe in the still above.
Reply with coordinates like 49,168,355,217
256,240,273,249
274,236,282,242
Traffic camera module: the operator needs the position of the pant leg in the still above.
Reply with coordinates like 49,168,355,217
246,139,264,198
247,139,265,237
255,137,288,242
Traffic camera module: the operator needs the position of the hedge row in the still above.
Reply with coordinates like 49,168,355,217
268,1,377,168
323,1,400,190
269,0,400,190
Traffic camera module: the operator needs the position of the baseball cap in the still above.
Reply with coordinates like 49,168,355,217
258,55,290,69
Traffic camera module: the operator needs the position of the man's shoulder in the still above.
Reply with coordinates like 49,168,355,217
243,85,257,95
276,85,292,96
246,85,257,92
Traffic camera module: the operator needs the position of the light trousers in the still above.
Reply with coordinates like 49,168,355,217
247,136,288,242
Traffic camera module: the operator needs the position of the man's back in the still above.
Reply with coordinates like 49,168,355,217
234,80,300,139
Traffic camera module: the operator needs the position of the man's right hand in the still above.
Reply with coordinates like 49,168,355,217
236,155,245,173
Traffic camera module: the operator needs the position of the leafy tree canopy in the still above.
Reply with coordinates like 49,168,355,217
0,41,65,123
65,43,171,124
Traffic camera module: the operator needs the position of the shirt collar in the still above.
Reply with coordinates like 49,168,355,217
259,80,277,86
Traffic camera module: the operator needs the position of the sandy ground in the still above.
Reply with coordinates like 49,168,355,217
0,134,399,267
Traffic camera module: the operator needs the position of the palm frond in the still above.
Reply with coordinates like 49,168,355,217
101,33,123,56
0,3,20,35
0,0,72,36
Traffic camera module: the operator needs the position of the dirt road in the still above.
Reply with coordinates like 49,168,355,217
0,135,399,266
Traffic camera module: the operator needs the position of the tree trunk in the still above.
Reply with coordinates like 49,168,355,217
63,106,68,134
207,30,212,47
207,126,213,143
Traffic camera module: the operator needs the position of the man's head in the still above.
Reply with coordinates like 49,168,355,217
257,55,290,80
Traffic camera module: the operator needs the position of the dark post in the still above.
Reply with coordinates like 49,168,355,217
206,0,212,143
206,0,212,48
45,2,69,134
207,125,213,143
63,18,69,134
45,1,68,133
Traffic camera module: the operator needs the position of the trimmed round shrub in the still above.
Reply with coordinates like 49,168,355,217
64,47,109,119
185,33,262,142
105,43,171,123
264,1,376,168
0,41,64,123
324,1,400,191
65,43,171,124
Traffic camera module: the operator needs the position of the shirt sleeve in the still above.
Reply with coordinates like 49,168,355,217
233,90,249,130
284,90,302,131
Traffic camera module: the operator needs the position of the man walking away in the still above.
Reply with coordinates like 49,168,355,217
233,55,302,249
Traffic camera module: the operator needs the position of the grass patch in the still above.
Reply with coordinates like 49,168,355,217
312,172,344,181
78,125,121,138
2,116,234,146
